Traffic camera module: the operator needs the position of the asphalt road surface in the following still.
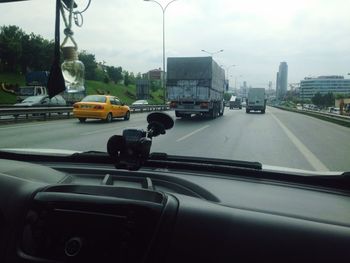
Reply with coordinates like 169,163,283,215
0,106,349,172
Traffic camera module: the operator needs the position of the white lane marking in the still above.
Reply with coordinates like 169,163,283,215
270,111,329,171
0,120,74,130
176,125,210,142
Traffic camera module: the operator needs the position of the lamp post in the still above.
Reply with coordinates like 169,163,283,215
144,0,177,104
221,64,237,83
201,49,224,57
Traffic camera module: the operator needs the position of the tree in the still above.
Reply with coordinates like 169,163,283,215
0,25,25,72
311,92,323,107
323,92,334,107
123,71,130,86
106,66,123,83
20,33,54,72
224,93,232,101
94,67,106,82
136,72,142,79
78,51,97,80
129,72,136,85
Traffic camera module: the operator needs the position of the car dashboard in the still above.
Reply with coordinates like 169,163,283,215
0,158,350,263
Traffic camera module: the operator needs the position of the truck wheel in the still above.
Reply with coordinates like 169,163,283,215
212,107,218,119
175,111,182,118
219,106,224,116
78,118,86,123
246,109,250,114
261,109,266,114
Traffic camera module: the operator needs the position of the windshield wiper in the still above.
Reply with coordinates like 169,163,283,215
148,152,262,170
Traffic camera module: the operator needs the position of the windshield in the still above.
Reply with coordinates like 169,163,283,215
22,95,45,103
81,95,106,103
19,87,34,95
1,0,350,173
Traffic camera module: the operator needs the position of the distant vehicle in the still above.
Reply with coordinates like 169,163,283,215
17,86,48,102
16,71,49,102
329,107,340,114
308,104,320,111
14,95,66,107
17,71,86,105
246,88,266,114
73,95,130,123
132,100,149,106
167,56,225,119
229,96,242,109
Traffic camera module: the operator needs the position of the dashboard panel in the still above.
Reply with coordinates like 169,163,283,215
0,158,350,263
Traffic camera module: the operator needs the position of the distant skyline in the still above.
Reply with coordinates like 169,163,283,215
1,0,350,88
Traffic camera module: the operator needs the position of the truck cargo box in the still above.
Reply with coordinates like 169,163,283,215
167,57,225,101
166,57,225,118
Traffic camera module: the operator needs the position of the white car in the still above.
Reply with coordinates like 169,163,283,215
329,107,340,114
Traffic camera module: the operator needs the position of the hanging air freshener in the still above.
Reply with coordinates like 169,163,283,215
61,46,85,93
60,0,89,93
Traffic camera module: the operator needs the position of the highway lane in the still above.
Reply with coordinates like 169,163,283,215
0,107,349,172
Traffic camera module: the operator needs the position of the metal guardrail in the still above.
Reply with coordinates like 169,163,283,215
272,106,350,127
0,105,170,123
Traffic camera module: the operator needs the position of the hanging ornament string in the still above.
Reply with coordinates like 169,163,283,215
60,0,78,50
61,0,91,27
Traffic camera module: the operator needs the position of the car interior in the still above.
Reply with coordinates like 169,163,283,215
0,112,350,263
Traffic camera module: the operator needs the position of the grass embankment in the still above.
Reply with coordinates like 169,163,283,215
0,72,164,105
0,72,25,104
85,80,163,105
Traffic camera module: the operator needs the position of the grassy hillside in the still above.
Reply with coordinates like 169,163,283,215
0,72,26,85
85,80,163,105
0,72,164,105
0,72,25,104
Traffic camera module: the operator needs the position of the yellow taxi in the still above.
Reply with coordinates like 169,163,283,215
73,95,130,123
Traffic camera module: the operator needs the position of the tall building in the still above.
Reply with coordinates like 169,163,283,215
276,62,288,100
300,75,350,100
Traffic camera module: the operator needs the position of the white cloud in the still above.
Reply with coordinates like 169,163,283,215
1,0,350,87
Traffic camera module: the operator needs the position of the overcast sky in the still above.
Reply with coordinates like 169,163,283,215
1,0,350,88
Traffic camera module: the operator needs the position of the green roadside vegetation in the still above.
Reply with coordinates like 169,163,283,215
85,80,163,105
0,72,163,105
0,25,164,105
0,72,25,104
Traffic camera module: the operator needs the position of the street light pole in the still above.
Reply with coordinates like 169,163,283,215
144,0,177,104
221,64,237,91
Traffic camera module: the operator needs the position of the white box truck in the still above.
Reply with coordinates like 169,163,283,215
246,88,266,114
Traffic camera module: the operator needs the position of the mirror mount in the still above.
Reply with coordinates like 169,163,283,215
107,112,174,170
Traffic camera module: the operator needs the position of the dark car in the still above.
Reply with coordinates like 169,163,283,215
229,97,242,109
14,95,66,107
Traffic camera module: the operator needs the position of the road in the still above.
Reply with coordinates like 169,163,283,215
0,106,349,172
